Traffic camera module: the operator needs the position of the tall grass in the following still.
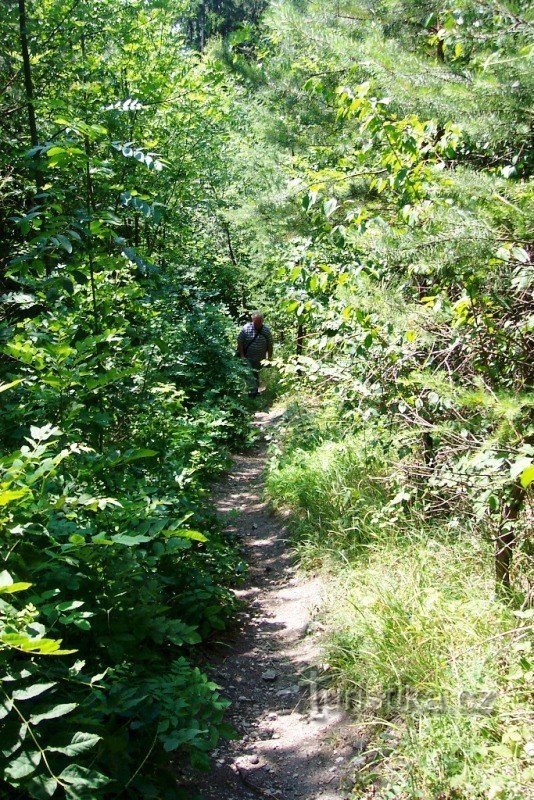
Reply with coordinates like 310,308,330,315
266,401,533,800
266,405,391,563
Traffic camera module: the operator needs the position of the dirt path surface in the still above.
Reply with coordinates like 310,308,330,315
181,409,359,800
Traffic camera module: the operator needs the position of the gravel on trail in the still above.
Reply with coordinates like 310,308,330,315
178,409,363,800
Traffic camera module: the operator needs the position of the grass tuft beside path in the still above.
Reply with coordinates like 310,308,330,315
265,398,533,800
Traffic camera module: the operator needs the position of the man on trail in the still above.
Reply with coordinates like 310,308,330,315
237,311,273,398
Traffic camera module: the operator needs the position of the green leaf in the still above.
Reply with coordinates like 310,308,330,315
25,773,58,798
59,764,109,789
0,379,23,393
488,494,499,512
520,465,534,489
0,488,29,507
0,699,13,720
29,424,61,441
0,581,32,594
48,732,101,756
109,448,158,466
21,637,76,655
1,633,74,655
111,533,152,546
12,683,56,700
165,529,208,543
0,569,13,585
5,749,41,780
50,234,72,254
323,197,338,217
510,456,532,481
30,703,77,724
56,600,84,613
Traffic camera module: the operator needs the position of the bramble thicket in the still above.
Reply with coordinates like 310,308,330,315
0,0,532,798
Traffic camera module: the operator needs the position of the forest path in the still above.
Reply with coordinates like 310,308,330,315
182,408,358,800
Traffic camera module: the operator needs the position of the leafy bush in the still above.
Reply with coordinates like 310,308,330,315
0,379,246,796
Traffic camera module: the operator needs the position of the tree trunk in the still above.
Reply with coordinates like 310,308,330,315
222,222,238,266
199,1,206,50
18,0,39,149
495,483,524,589
296,322,305,356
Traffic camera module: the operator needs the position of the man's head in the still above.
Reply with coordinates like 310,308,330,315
251,310,264,331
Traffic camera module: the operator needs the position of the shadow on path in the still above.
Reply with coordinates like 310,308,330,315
177,409,359,800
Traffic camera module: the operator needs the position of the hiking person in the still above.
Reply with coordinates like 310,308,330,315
237,311,274,397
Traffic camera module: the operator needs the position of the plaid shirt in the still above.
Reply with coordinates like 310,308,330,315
238,323,273,364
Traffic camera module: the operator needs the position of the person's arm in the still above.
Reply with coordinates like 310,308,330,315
266,328,274,360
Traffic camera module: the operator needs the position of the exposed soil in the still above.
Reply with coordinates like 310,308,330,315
179,409,363,800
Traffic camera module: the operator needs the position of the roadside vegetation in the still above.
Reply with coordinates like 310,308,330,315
1,1,260,796
250,1,532,798
267,399,532,798
1,0,532,798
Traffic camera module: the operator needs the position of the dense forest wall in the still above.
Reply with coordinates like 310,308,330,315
219,0,533,591
1,0,260,795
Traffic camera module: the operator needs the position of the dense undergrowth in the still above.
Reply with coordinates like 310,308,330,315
0,285,255,795
253,2,533,796
1,0,262,796
2,0,533,797
267,398,532,799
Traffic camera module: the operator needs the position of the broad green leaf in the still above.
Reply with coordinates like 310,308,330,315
109,448,158,466
2,633,74,655
50,234,72,253
111,533,152,546
59,764,109,789
30,703,77,724
25,773,58,798
69,534,86,545
21,638,76,655
165,529,207,543
0,489,29,507
0,582,32,594
56,600,84,612
29,424,61,441
323,197,338,217
520,465,534,489
5,749,41,780
12,683,56,700
48,732,101,756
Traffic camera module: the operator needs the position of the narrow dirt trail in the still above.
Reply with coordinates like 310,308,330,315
181,409,359,800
